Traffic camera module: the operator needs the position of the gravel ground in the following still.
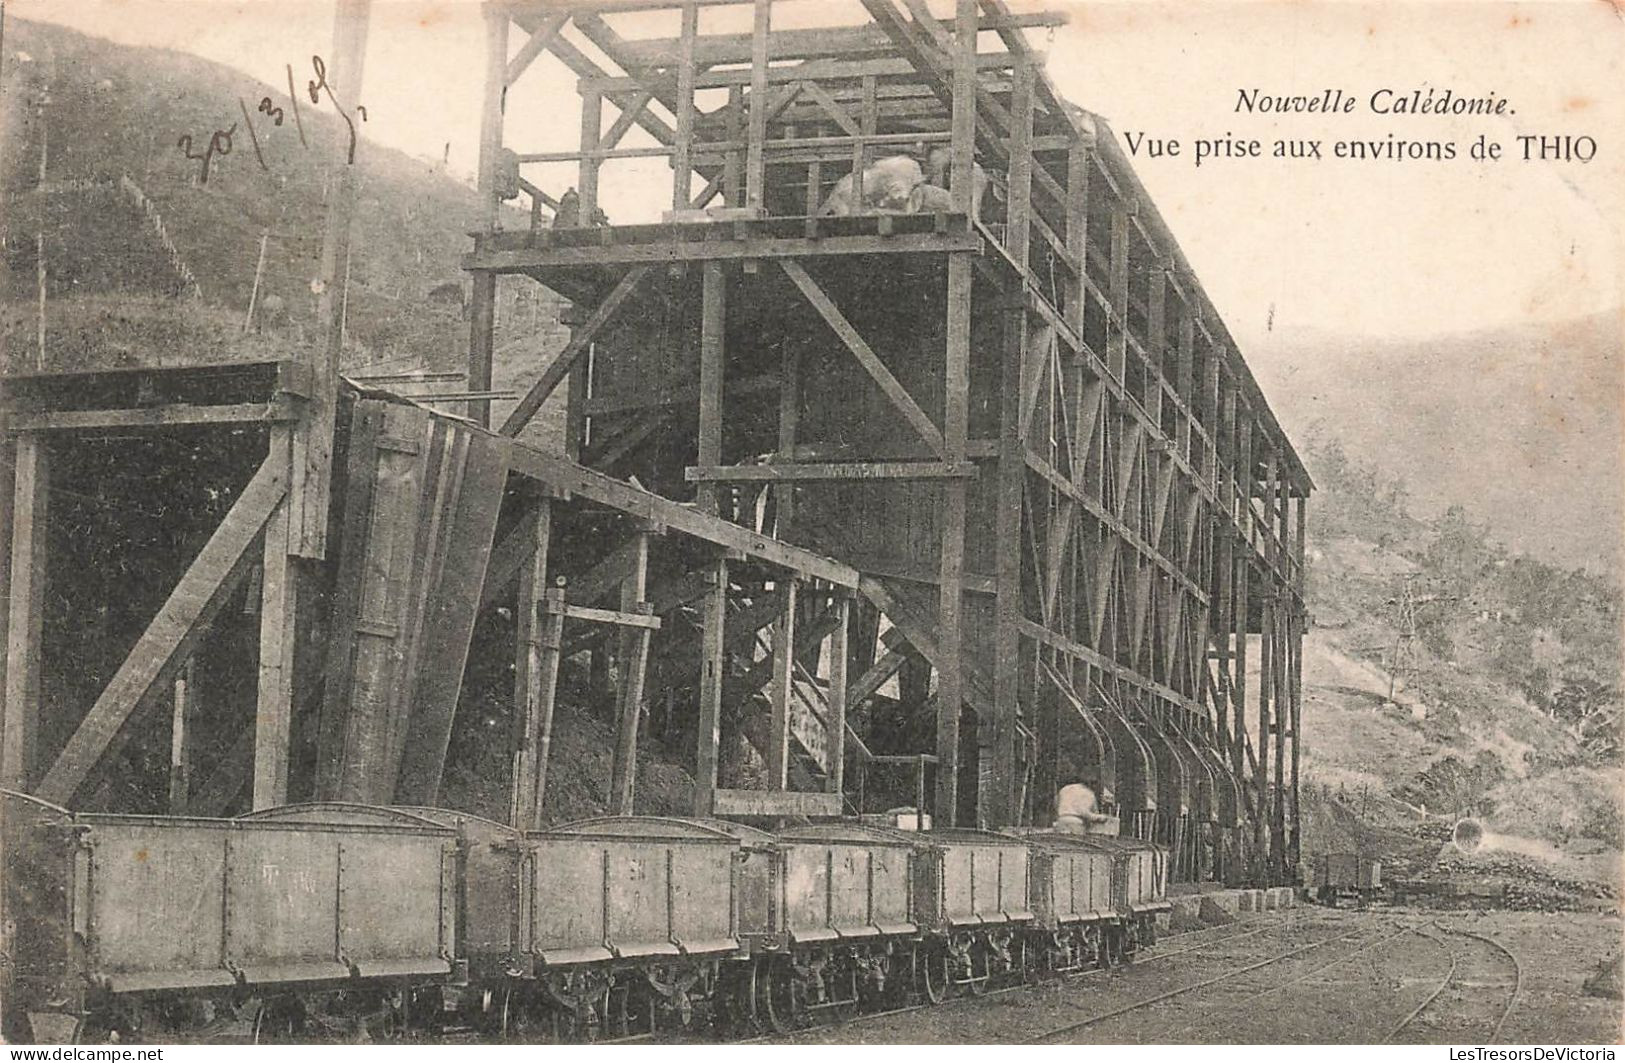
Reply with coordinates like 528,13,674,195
760,908,1622,1045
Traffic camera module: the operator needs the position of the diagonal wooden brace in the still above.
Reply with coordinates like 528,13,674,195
37,453,288,804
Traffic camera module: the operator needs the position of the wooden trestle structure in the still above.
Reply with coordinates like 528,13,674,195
0,0,1310,888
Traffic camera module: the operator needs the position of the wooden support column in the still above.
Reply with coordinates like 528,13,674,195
826,593,851,797
468,273,497,431
775,336,800,532
2,435,46,789
609,530,653,814
767,578,798,788
939,254,973,825
253,428,298,809
299,0,372,555
1107,204,1130,381
1005,57,1035,263
467,4,508,429
692,557,729,814
1065,137,1091,337
671,2,699,210
579,87,603,222
697,260,726,513
990,305,1027,828
1289,493,1306,873
745,0,770,209
510,499,555,829
1256,569,1273,876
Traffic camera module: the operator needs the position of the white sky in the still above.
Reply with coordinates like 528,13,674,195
9,0,1625,341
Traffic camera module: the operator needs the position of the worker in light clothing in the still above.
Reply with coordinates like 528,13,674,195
1054,779,1112,833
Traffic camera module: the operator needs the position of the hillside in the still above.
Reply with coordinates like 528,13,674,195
1292,427,1622,901
1,16,570,446
1248,314,1623,577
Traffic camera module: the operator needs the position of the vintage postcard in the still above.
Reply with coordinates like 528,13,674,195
0,0,1619,1049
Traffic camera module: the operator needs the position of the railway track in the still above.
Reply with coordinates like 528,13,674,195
1160,921,1417,1041
1022,921,1395,1043
746,913,1299,1045
1384,923,1522,1043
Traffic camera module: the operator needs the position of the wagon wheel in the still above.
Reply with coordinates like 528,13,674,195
758,956,805,1034
919,946,949,1005
730,957,764,1035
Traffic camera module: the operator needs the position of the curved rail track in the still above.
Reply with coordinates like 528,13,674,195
1384,923,1522,1044
1022,922,1397,1044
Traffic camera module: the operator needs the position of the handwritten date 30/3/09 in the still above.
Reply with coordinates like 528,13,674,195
176,54,368,184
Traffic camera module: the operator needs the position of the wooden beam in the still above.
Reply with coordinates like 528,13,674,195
506,10,568,86
4,402,296,432
672,2,700,210
299,0,373,557
739,0,774,208
697,259,726,513
826,594,850,796
766,578,797,788
252,428,298,810
711,787,841,818
558,603,663,630
780,259,945,455
499,266,650,437
936,248,973,826
467,227,981,271
510,498,554,829
2,436,47,788
504,442,861,588
692,558,729,814
608,532,652,813
37,454,287,804
686,461,976,482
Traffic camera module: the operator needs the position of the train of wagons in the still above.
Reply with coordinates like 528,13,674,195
0,791,1169,1042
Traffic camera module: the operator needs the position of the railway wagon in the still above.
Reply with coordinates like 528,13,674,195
1313,854,1382,907
1019,831,1120,973
913,830,1034,997
1,793,458,1043
746,822,924,1025
1056,834,1170,958
514,816,744,1037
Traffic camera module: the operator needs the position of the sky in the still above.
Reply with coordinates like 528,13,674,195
7,0,1624,343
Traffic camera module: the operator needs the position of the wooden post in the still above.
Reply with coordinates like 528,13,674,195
2,435,47,789
672,2,699,210
298,0,372,557
938,251,972,826
253,429,298,810
746,0,770,209
527,587,568,828
579,87,603,223
767,578,797,788
990,306,1026,828
826,593,850,797
1006,58,1034,263
692,557,728,814
609,531,653,814
1065,138,1090,338
697,260,726,513
243,229,269,333
510,499,554,828
468,272,497,430
169,658,194,813
1108,204,1129,381
724,85,744,205
775,336,800,532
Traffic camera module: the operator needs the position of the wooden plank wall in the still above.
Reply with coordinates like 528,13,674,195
316,399,506,805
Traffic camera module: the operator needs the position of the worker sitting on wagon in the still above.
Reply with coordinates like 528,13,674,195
1053,779,1112,834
